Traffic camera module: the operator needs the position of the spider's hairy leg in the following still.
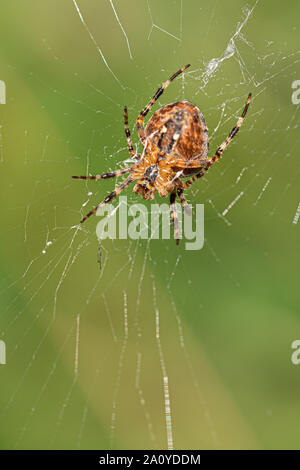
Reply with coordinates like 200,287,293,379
80,176,133,223
206,93,252,165
183,93,252,189
177,188,192,215
124,106,135,159
169,158,203,171
170,191,180,245
136,64,191,146
72,167,131,180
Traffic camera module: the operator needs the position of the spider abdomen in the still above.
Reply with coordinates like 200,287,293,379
145,101,209,175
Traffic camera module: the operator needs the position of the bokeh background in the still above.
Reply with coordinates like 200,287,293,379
0,0,300,450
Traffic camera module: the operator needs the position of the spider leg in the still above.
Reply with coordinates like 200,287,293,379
206,93,252,164
136,64,191,146
124,106,135,158
177,188,192,215
72,167,131,180
170,191,180,245
172,160,203,170
80,176,133,223
182,93,252,189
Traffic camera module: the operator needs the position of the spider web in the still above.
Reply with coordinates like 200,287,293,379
1,0,300,450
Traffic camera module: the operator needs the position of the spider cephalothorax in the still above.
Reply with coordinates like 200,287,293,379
73,64,251,243
131,144,181,199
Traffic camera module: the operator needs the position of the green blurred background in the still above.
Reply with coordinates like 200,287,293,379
0,0,300,450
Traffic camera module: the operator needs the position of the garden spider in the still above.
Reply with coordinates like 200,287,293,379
73,64,251,243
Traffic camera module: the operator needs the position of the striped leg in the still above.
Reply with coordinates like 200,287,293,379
72,167,131,180
182,166,210,189
170,191,180,245
80,176,133,223
124,106,135,158
177,188,192,215
206,93,252,165
183,93,252,189
136,64,191,146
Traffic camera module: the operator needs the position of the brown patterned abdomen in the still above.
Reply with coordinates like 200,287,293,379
145,101,209,175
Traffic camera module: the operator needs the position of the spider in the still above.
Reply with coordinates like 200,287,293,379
73,64,251,243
